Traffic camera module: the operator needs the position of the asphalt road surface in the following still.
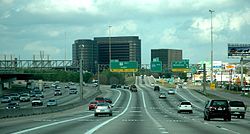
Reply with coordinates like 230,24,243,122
0,77,249,134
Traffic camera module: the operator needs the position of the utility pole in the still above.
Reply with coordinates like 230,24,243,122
79,45,83,101
240,57,244,87
97,64,100,90
209,10,215,83
109,25,112,64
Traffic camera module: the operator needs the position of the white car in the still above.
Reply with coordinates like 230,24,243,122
94,103,112,116
168,89,176,94
159,92,167,99
177,101,193,113
151,83,155,86
32,98,43,106
19,93,30,102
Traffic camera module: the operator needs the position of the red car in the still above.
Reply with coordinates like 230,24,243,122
88,101,98,110
95,96,105,103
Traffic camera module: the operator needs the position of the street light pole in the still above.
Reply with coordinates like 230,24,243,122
79,45,84,101
209,9,215,83
109,26,112,64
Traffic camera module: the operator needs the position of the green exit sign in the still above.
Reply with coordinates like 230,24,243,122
172,59,189,69
110,61,138,72
151,61,162,72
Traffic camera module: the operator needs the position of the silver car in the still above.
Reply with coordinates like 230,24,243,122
94,103,112,116
47,99,57,107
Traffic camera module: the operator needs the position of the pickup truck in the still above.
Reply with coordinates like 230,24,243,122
229,101,247,119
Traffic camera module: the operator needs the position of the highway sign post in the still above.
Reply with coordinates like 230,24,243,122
151,61,162,72
110,61,138,72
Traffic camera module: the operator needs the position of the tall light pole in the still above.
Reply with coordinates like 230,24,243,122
79,45,84,101
209,9,215,83
109,26,112,64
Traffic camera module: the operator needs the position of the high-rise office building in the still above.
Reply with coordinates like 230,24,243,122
94,36,141,66
151,49,182,69
72,36,141,73
72,39,98,73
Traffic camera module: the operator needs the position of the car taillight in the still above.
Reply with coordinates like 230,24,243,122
209,106,216,111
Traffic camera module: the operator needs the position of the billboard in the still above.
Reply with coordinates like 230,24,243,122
228,43,250,57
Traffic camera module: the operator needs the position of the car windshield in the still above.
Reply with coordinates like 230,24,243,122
97,103,109,106
95,97,104,101
181,102,191,105
229,101,245,107
90,102,97,104
211,100,228,107
49,100,55,102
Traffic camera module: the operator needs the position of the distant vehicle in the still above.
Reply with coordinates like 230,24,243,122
117,84,122,88
9,93,20,101
104,98,112,104
178,101,193,113
44,85,50,89
111,84,117,89
6,102,20,109
65,85,69,88
54,89,62,96
94,103,112,116
32,97,43,106
123,85,129,89
95,96,105,103
19,93,30,102
1,96,11,103
69,87,78,94
88,101,98,110
47,99,57,107
151,83,155,86
229,101,246,119
130,85,137,92
51,83,56,88
154,86,160,91
35,91,44,98
159,92,167,99
56,86,61,89
168,89,176,94
204,99,231,121
30,91,36,97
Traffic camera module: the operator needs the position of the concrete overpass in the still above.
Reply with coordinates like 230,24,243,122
0,71,34,96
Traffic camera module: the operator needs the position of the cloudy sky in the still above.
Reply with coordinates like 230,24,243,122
0,0,250,64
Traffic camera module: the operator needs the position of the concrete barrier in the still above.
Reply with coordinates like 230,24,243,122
0,90,102,119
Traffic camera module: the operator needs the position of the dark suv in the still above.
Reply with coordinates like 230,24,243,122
204,100,231,121
154,86,160,91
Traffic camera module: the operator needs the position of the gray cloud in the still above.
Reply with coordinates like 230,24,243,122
0,0,250,64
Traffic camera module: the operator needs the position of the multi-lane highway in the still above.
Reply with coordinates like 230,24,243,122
0,76,249,134
0,82,97,109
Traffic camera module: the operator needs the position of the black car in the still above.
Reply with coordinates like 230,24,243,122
154,86,160,91
117,84,122,88
111,84,117,89
6,102,20,109
204,100,231,121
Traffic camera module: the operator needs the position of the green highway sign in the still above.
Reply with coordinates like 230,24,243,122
110,61,138,72
151,61,162,72
172,59,189,72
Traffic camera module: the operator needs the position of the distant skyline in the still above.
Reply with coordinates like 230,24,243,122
1,0,249,64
